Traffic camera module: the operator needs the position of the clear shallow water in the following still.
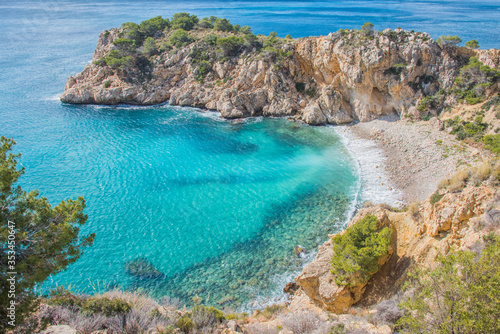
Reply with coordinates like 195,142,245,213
1,0,498,309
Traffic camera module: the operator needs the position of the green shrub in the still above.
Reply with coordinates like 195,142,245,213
417,91,446,114
159,41,173,52
261,304,285,318
213,18,233,32
450,116,487,142
121,22,143,44
306,88,316,97
103,80,112,88
142,37,157,55
452,57,500,105
169,29,194,48
385,63,406,75
436,34,462,46
263,31,279,48
465,39,480,49
139,16,169,37
244,33,260,48
482,94,500,111
204,34,218,46
216,36,244,57
102,50,134,69
429,191,444,205
47,287,86,309
176,315,194,333
397,234,500,333
195,60,211,82
331,215,392,287
113,38,136,52
483,134,500,156
361,22,374,33
240,25,252,35
171,12,199,31
197,18,213,29
82,297,131,316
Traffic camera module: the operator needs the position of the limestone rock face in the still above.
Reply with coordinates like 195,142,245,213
61,29,497,124
293,184,498,313
423,186,495,237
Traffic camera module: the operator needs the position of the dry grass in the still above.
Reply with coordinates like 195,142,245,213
436,159,500,194
102,289,159,312
448,169,470,192
407,201,422,219
281,311,321,334
473,161,492,181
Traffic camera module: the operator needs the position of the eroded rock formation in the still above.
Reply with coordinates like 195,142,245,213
60,28,499,125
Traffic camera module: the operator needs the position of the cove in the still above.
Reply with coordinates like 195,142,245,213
38,104,357,309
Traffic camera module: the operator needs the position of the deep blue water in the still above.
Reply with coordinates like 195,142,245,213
1,0,498,309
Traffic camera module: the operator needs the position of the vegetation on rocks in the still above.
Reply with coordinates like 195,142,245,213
331,215,392,287
397,234,500,334
452,57,500,105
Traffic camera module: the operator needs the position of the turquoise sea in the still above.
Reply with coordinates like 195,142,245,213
1,0,499,309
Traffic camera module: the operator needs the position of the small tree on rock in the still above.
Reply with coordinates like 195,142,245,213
436,35,462,47
361,22,374,33
465,39,480,49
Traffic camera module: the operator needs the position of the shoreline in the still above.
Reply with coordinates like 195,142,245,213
343,116,485,204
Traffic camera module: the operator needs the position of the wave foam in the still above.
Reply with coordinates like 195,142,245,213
332,125,404,208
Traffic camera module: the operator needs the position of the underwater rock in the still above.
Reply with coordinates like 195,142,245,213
124,257,163,279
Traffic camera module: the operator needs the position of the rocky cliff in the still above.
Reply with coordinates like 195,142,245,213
60,23,499,125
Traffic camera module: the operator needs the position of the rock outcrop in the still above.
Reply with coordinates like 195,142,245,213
292,180,499,313
60,27,499,125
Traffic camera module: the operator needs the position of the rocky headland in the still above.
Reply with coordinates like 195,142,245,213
60,16,499,125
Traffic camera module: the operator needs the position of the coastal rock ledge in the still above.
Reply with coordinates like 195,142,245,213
61,26,499,125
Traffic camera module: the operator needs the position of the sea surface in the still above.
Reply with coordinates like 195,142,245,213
1,0,498,309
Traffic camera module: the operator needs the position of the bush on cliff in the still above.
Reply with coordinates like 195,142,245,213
452,57,500,105
121,22,143,44
103,50,135,69
113,37,136,52
171,12,199,31
482,134,500,155
397,234,500,333
331,215,392,287
213,18,233,32
436,34,462,47
240,25,252,35
169,29,194,48
142,37,158,55
139,16,169,37
198,17,213,29
216,36,245,57
465,39,480,49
